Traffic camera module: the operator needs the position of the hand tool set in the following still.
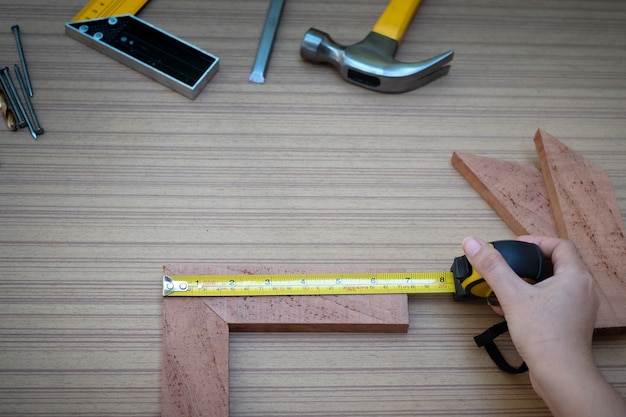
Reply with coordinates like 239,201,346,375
0,0,452,142
2,0,455,135
62,0,453,98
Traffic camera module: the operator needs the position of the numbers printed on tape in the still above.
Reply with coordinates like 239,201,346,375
163,272,456,297
71,0,150,21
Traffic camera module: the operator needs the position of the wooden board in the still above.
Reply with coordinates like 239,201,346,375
453,129,626,330
162,264,410,417
163,297,230,417
451,151,558,237
534,129,626,329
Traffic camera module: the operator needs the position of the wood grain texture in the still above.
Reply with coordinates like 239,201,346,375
453,130,626,329
162,264,409,417
163,298,229,417
163,264,409,332
451,151,558,237
1,0,626,416
535,129,626,329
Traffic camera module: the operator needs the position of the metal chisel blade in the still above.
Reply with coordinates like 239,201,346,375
249,0,286,84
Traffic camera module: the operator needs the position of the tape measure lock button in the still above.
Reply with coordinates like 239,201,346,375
451,254,477,301
451,240,553,301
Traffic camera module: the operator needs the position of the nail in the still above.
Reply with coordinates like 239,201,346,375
0,67,37,139
0,67,26,128
14,65,43,135
11,25,33,96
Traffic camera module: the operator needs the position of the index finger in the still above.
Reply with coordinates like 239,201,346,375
516,235,584,275
516,235,562,259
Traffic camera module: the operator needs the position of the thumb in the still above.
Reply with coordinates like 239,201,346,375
462,237,529,303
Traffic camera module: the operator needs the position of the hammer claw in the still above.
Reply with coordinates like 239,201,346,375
345,47,453,93
300,1,453,93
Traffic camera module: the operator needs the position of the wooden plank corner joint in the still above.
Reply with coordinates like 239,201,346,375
162,264,409,417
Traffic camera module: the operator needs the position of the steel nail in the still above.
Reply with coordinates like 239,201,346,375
14,65,43,135
0,67,26,128
0,67,37,139
11,25,33,97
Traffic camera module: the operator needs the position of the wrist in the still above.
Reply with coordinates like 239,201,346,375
529,351,597,393
528,351,606,416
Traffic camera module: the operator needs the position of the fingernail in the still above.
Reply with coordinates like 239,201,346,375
487,294,500,307
462,236,482,257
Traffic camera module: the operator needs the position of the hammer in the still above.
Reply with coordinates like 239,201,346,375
300,0,453,93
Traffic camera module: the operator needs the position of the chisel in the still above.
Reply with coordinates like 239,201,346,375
249,0,286,84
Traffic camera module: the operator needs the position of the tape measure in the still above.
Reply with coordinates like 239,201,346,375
163,271,456,297
71,0,150,22
162,241,553,300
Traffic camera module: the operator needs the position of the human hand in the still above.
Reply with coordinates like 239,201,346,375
462,236,626,417
462,235,598,371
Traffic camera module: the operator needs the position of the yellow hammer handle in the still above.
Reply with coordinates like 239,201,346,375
372,0,424,42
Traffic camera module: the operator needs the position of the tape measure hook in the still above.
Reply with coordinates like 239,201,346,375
163,275,189,296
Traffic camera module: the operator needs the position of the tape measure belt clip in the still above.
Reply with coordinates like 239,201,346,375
452,240,553,301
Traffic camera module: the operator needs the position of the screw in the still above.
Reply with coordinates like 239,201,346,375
11,25,33,97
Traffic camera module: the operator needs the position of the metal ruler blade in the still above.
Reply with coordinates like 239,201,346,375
72,0,150,22
163,271,456,297
162,241,550,300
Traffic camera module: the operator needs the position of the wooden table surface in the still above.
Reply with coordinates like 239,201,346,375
1,0,626,416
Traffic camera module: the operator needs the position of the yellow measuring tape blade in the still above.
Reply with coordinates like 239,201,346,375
163,271,456,297
71,0,150,22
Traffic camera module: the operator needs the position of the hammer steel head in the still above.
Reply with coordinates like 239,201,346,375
301,29,453,93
